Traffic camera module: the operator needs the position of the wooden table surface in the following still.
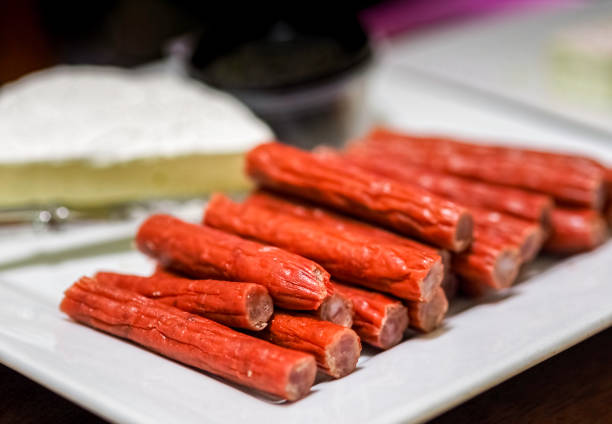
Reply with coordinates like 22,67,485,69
1,327,610,424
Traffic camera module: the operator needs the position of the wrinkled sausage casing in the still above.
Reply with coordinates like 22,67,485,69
356,127,606,209
246,142,473,252
136,214,332,310
544,208,608,254
262,312,361,378
205,193,443,302
470,208,545,263
333,282,409,350
344,151,553,224
60,277,317,401
314,292,354,328
95,271,273,331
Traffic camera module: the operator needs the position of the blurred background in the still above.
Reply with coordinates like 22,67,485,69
1,0,611,223
5,0,611,145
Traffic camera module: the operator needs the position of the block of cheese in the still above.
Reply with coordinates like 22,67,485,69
0,66,272,208
550,19,612,106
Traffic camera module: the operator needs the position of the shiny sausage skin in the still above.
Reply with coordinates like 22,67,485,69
453,227,522,296
261,312,361,378
470,208,545,263
344,151,553,224
60,277,317,401
247,191,444,257
355,128,605,209
135,214,332,310
543,208,608,254
246,142,473,252
94,271,273,331
205,194,443,302
333,282,409,350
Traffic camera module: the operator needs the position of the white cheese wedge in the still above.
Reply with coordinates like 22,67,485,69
0,66,273,207
550,19,612,106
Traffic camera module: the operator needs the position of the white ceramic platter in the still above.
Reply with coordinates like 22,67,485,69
1,59,611,423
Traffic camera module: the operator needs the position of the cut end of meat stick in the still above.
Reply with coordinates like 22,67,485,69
246,142,473,253
406,287,449,333
378,303,410,349
456,244,522,297
454,212,474,252
333,282,409,349
247,287,275,330
136,214,331,310
208,191,443,302
95,270,275,331
494,249,521,289
520,226,546,263
326,329,362,378
421,260,445,302
264,312,361,379
62,277,317,401
285,356,318,402
316,293,354,328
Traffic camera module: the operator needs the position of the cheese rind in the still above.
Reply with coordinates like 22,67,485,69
0,66,272,165
0,66,272,207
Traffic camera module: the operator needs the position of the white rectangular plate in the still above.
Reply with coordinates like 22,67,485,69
1,62,611,424
1,229,611,424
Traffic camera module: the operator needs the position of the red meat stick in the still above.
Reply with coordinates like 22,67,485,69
262,312,361,378
453,228,522,296
470,208,545,263
60,277,317,401
205,194,443,302
247,190,449,277
405,287,449,333
94,272,273,331
343,151,553,224
333,282,409,349
247,191,444,252
154,264,354,328
248,190,452,298
136,214,332,310
250,190,452,294
367,127,606,172
543,208,608,254
314,293,354,328
364,127,607,178
356,128,605,209
246,142,473,252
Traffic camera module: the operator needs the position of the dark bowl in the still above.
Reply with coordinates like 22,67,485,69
189,19,372,148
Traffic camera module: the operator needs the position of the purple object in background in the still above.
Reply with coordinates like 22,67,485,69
360,0,582,39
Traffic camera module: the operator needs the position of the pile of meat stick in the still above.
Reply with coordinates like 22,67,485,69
60,127,612,402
